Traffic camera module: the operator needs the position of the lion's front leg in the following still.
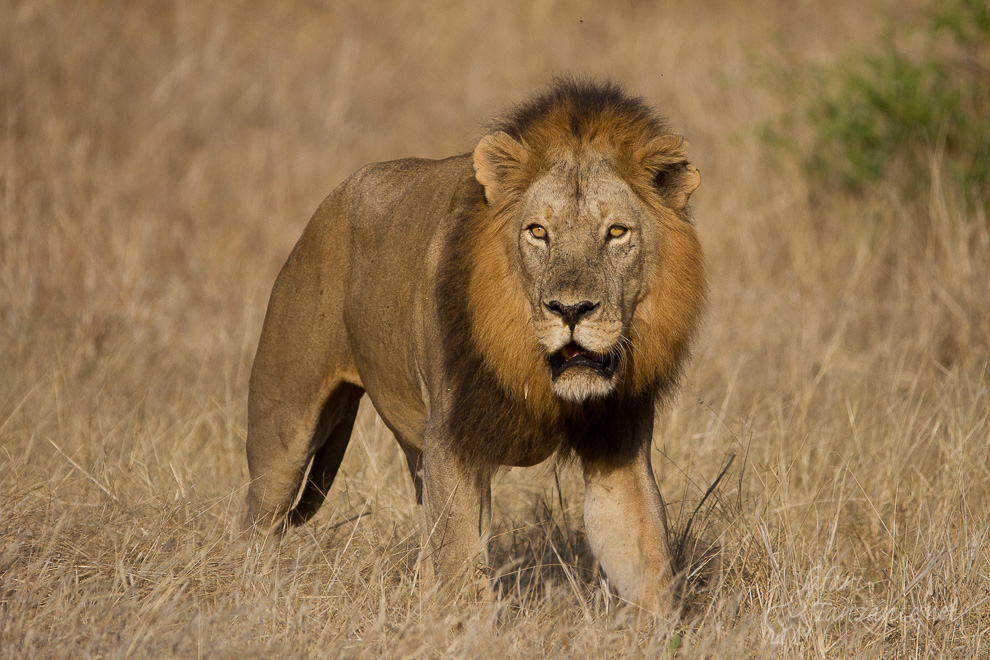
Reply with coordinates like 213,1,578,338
420,436,493,599
582,443,675,615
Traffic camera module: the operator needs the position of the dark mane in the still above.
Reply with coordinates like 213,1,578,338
433,78,704,469
488,77,670,145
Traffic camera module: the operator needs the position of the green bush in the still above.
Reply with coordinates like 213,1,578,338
800,0,989,211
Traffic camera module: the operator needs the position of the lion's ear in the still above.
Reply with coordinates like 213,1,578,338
634,135,700,211
473,131,529,205
654,161,700,211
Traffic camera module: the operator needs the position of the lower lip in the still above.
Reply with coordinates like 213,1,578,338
550,356,616,380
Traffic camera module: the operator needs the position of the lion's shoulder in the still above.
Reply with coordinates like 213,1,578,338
343,154,472,212
353,153,472,182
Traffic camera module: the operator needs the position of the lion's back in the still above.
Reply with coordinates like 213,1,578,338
343,154,472,240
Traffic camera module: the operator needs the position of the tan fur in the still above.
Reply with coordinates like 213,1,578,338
468,108,705,407
245,80,706,615
465,200,559,417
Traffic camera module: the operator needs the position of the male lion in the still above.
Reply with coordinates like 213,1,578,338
245,79,705,613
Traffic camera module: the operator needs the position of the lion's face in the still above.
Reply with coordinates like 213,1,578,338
470,124,704,410
515,155,651,402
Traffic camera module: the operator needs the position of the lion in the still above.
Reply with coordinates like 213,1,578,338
245,79,705,614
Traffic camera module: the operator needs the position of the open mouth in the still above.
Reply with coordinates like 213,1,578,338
547,342,619,380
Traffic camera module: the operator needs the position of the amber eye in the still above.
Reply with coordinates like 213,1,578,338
528,224,548,240
608,225,628,239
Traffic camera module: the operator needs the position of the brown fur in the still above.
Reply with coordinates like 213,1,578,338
245,79,706,614
466,79,705,423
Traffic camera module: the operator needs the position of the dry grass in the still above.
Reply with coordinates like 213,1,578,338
2,1,989,657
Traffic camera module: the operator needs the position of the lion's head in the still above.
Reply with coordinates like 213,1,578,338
465,80,706,412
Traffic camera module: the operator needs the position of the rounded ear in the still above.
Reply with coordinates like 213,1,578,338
634,135,700,211
473,131,528,205
654,162,700,211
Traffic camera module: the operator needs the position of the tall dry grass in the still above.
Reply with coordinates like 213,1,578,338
2,1,988,657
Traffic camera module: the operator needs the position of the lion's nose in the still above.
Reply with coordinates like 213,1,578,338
544,299,599,328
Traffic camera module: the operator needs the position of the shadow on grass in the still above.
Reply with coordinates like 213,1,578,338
483,456,745,616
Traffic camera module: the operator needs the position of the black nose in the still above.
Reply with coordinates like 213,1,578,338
544,300,599,327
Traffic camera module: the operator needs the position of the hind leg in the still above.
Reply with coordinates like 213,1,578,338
244,191,359,532
288,385,364,526
245,380,362,532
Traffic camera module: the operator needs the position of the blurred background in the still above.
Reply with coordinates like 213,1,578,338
1,1,988,656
